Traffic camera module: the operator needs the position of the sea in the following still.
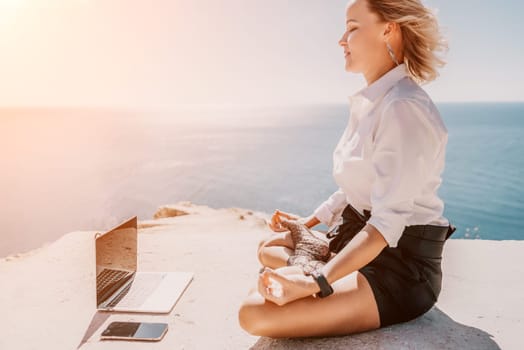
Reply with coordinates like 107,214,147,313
1,102,523,257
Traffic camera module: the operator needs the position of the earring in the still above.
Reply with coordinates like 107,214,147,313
386,41,400,66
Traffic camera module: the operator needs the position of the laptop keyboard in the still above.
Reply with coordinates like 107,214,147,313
97,269,133,301
107,273,166,308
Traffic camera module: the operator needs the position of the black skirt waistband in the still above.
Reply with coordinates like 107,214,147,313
336,203,456,258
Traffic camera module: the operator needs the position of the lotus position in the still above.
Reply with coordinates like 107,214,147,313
238,0,453,339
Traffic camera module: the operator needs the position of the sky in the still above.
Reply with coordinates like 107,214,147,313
0,0,523,110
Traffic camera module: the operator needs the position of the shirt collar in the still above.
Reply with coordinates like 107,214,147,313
348,63,408,104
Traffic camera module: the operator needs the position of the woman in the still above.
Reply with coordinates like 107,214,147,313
238,0,453,338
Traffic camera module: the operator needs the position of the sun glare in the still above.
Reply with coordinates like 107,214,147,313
0,0,25,9
0,0,25,25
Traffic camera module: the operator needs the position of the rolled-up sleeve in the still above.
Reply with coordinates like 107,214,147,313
313,188,348,228
367,98,439,247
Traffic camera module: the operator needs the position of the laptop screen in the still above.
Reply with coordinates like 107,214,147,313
95,216,138,306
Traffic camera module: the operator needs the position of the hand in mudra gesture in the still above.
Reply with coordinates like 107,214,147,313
267,209,301,232
258,266,318,306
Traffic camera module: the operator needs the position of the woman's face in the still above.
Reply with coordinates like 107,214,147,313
339,0,389,75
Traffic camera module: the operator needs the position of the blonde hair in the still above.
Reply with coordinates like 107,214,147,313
365,0,449,85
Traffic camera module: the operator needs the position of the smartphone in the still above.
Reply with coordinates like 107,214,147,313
100,321,168,342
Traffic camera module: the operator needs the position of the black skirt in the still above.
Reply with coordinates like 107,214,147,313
329,203,456,327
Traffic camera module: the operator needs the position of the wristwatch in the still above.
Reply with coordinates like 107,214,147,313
310,270,334,298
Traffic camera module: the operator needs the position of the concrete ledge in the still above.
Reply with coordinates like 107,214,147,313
0,202,521,349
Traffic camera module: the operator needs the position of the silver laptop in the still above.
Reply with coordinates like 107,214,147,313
95,216,193,313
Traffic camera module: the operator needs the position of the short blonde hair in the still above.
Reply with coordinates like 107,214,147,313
365,0,449,85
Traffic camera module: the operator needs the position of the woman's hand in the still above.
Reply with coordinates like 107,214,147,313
267,209,301,232
257,266,319,306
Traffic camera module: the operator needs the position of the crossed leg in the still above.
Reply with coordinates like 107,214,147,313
238,270,381,337
256,231,295,269
239,233,381,338
257,230,335,269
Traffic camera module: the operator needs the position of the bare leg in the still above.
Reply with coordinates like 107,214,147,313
257,230,335,269
257,232,295,269
238,271,381,338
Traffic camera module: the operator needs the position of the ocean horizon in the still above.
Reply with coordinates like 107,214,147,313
1,101,523,257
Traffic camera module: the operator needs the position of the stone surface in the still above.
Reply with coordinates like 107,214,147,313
0,202,521,349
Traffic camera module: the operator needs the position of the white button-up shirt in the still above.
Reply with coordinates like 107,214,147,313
313,63,450,248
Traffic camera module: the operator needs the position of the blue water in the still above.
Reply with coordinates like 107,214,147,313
438,102,524,240
1,102,523,257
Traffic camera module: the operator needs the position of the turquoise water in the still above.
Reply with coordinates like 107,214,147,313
438,102,524,240
1,102,523,257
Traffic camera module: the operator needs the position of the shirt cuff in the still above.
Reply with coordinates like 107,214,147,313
366,207,409,248
313,203,344,228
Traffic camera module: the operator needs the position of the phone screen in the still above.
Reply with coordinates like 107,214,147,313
101,321,168,341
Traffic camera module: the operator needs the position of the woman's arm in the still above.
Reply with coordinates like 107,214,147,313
312,188,348,228
302,214,321,229
258,223,388,305
321,223,388,285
